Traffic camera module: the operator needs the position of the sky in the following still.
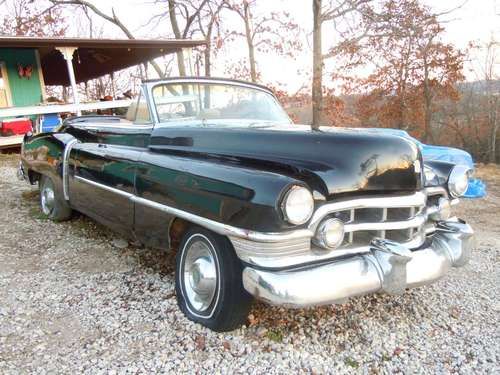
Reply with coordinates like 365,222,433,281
3,0,497,91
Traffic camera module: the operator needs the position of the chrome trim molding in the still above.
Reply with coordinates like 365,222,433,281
73,175,314,242
132,195,313,242
242,221,474,307
74,124,153,131
146,78,274,96
74,175,134,199
62,139,78,201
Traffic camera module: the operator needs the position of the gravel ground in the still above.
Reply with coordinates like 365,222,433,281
0,154,498,374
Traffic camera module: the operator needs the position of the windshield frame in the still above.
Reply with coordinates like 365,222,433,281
145,78,292,126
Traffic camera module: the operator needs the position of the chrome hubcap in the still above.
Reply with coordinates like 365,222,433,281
41,185,55,215
183,238,217,312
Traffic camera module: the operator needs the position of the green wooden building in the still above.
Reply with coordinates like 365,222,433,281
0,48,45,109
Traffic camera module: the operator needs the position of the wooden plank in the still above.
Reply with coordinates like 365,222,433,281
0,99,132,118
0,134,23,148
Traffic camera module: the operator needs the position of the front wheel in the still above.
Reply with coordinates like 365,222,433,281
175,226,253,331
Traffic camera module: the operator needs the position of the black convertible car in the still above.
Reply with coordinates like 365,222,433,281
19,77,474,331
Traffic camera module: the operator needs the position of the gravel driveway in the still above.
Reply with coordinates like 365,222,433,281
0,154,498,374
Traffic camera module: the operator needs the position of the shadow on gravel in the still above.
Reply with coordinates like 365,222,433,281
246,289,426,338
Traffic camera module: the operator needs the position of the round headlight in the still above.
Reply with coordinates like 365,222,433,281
448,166,470,198
313,218,345,249
281,185,314,225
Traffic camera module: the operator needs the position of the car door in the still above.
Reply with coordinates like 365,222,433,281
68,91,153,236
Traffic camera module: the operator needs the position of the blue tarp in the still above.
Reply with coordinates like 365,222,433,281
363,128,486,198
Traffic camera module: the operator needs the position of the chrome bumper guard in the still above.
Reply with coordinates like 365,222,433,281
242,220,473,307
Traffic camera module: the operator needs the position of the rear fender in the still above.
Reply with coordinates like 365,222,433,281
21,132,77,197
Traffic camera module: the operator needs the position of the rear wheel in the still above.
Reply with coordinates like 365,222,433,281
175,226,253,331
39,175,72,221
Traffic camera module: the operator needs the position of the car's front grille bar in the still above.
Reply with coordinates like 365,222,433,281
308,191,427,232
343,214,425,233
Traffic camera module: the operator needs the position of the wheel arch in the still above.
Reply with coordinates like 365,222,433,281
168,217,192,251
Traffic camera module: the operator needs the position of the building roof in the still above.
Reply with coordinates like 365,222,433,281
0,37,206,85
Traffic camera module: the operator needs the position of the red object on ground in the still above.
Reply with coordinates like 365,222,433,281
0,118,32,136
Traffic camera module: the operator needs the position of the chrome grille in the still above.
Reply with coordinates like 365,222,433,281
312,188,449,250
310,191,433,249
340,206,424,247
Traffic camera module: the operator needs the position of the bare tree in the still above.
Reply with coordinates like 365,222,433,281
224,0,301,83
0,0,66,36
143,0,225,76
50,0,168,78
224,0,257,81
311,0,373,128
165,0,209,76
196,0,225,77
481,38,500,162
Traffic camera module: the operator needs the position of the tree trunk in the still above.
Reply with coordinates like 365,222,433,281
422,54,433,143
203,43,211,108
204,18,214,77
168,0,187,76
312,0,323,129
243,2,257,82
489,96,499,163
204,47,211,77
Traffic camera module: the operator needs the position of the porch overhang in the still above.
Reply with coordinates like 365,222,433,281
0,37,206,86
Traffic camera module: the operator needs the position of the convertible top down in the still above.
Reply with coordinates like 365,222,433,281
19,78,474,331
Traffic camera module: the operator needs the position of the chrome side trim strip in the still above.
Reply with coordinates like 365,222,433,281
74,175,134,199
74,175,313,242
62,139,78,201
74,124,153,131
132,196,313,243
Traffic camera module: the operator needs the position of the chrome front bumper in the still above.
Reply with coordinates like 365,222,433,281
242,220,474,307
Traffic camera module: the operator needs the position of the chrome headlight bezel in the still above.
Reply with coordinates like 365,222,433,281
448,165,470,198
281,185,314,225
313,218,345,249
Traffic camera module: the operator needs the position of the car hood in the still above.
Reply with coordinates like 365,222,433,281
149,122,423,197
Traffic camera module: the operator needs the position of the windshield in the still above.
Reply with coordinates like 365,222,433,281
151,82,291,124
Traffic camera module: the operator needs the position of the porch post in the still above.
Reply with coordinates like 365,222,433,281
55,46,80,115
